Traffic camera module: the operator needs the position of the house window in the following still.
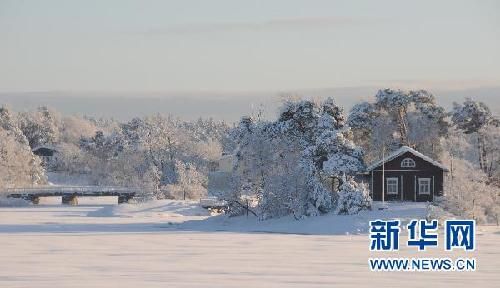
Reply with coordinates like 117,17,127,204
386,177,399,195
401,158,416,168
418,178,431,195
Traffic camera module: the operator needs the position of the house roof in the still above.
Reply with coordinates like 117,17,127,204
366,146,449,172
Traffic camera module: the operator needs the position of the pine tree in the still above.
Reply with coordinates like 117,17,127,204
228,97,366,218
349,89,448,161
451,98,499,174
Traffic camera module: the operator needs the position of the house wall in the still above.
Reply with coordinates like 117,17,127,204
369,151,445,202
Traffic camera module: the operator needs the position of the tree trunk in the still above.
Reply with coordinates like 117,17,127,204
477,133,488,173
397,108,409,146
477,134,484,172
482,140,489,175
472,198,476,221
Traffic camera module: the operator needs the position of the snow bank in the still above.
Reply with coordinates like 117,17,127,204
86,201,429,235
77,196,118,205
0,197,31,207
87,200,211,220
181,202,429,235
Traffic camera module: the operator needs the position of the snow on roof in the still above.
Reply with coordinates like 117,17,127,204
366,146,449,172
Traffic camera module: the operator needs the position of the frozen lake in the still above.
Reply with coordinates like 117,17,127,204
0,204,498,287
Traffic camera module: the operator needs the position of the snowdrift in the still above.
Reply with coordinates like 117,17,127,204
88,200,429,235
87,200,211,220
180,202,429,235
0,197,32,207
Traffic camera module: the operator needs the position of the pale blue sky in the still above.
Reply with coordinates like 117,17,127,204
1,0,499,92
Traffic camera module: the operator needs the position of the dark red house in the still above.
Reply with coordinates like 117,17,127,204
365,146,449,202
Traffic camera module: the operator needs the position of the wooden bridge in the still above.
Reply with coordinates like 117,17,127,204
4,186,138,205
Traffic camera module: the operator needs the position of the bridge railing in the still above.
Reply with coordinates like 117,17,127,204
2,186,139,195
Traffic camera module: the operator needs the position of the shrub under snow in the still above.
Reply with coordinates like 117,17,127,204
335,178,372,215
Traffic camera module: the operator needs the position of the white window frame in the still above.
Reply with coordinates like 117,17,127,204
386,177,399,195
418,178,431,195
401,158,416,168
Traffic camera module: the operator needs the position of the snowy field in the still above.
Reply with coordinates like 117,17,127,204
0,201,498,288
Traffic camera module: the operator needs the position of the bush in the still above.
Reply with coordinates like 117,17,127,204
335,178,372,215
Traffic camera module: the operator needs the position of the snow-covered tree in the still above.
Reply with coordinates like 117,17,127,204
228,97,366,218
17,106,60,149
182,117,234,153
0,106,28,144
0,127,44,188
482,125,500,184
374,89,413,145
222,117,272,215
80,130,125,161
347,102,377,132
335,177,372,215
451,98,499,174
439,153,500,224
59,115,97,145
164,160,207,200
52,142,87,173
0,107,46,188
142,165,162,199
275,97,365,216
260,134,308,219
74,114,225,199
349,89,448,162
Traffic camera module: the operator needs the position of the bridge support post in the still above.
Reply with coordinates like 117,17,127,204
62,195,78,205
118,195,130,204
69,196,78,206
31,196,40,205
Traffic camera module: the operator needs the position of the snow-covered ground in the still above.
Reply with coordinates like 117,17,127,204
0,201,498,287
81,201,429,235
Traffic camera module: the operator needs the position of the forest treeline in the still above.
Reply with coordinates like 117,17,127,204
0,89,498,222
